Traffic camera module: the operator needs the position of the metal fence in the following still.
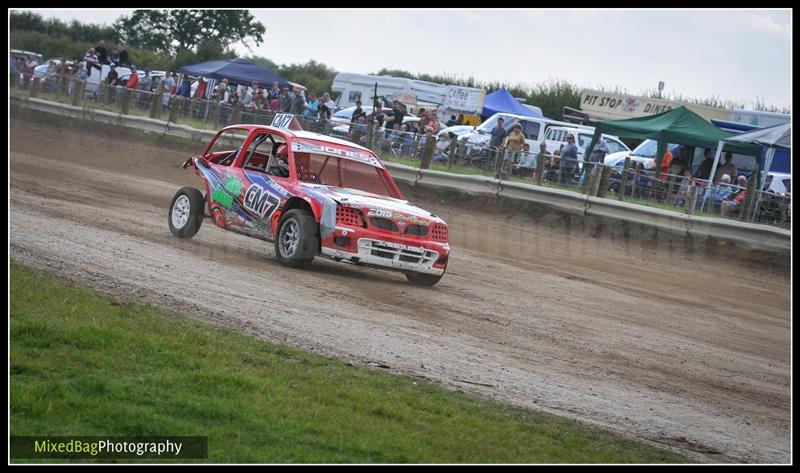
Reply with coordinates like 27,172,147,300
14,75,790,229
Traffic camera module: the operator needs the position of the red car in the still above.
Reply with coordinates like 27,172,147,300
168,118,450,286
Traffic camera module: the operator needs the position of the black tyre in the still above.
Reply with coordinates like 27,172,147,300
168,187,205,239
405,271,444,287
275,209,319,268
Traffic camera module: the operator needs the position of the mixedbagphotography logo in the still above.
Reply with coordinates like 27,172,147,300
10,436,208,459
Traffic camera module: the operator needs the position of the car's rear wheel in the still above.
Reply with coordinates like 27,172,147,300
168,187,204,238
275,209,319,268
405,271,444,287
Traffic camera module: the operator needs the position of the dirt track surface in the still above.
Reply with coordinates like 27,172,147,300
10,116,791,463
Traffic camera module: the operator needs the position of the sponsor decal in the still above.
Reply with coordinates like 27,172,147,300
292,141,382,167
211,176,243,209
243,184,280,219
366,208,431,227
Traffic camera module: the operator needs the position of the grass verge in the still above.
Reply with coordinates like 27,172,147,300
10,264,687,463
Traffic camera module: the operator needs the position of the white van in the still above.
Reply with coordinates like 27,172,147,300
331,72,447,110
543,126,629,161
461,113,587,158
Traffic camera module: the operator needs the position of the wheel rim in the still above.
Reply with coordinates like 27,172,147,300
279,219,300,258
171,195,191,229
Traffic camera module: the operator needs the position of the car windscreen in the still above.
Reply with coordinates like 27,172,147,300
293,153,400,198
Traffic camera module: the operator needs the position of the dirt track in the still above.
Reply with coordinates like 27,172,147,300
10,115,791,463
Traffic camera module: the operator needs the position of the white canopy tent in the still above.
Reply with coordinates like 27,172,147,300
713,123,792,221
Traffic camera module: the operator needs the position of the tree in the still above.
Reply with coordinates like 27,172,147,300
115,10,265,57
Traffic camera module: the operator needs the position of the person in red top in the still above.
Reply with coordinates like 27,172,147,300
659,149,673,180
126,66,139,89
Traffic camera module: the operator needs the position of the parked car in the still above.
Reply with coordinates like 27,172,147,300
117,70,166,91
543,126,629,162
437,125,474,139
168,119,450,286
329,106,378,128
33,58,75,79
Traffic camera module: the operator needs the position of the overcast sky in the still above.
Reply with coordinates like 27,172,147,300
21,8,792,110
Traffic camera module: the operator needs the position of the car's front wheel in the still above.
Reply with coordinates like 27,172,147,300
275,209,319,268
168,187,204,238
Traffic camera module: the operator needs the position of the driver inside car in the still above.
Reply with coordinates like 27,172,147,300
266,144,290,178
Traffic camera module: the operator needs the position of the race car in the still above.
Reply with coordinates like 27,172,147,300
168,115,450,286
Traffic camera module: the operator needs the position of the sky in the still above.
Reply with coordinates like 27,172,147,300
19,8,792,110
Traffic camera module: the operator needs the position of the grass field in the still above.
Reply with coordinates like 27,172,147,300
9,264,688,463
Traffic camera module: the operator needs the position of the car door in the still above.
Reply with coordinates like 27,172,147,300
224,130,292,240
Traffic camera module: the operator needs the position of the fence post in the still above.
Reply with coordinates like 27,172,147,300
150,90,162,119
168,96,180,123
212,101,220,127
596,165,612,198
685,183,698,214
741,177,757,221
618,157,631,201
588,164,603,196
120,87,132,115
71,80,84,107
447,138,457,169
30,77,41,98
581,162,593,194
229,102,242,124
420,134,435,170
535,151,545,185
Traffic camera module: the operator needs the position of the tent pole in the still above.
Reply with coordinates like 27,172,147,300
703,140,725,211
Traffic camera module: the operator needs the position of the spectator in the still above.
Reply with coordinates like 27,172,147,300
501,123,525,179
212,78,229,103
254,88,268,110
83,49,100,78
433,132,456,163
351,100,367,123
95,40,109,64
291,88,306,115
371,105,385,128
633,162,653,198
488,117,508,170
721,175,748,216
126,65,139,89
267,81,280,101
694,148,715,182
177,76,191,97
714,152,737,183
193,76,207,99
658,148,673,180
711,174,734,211
270,96,280,113
320,92,336,120
558,133,579,184
279,86,292,112
240,84,254,107
425,110,441,134
514,142,538,177
303,93,319,120
672,169,694,206
109,46,120,66
383,100,405,130
139,68,152,92
118,45,129,67
106,64,118,86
